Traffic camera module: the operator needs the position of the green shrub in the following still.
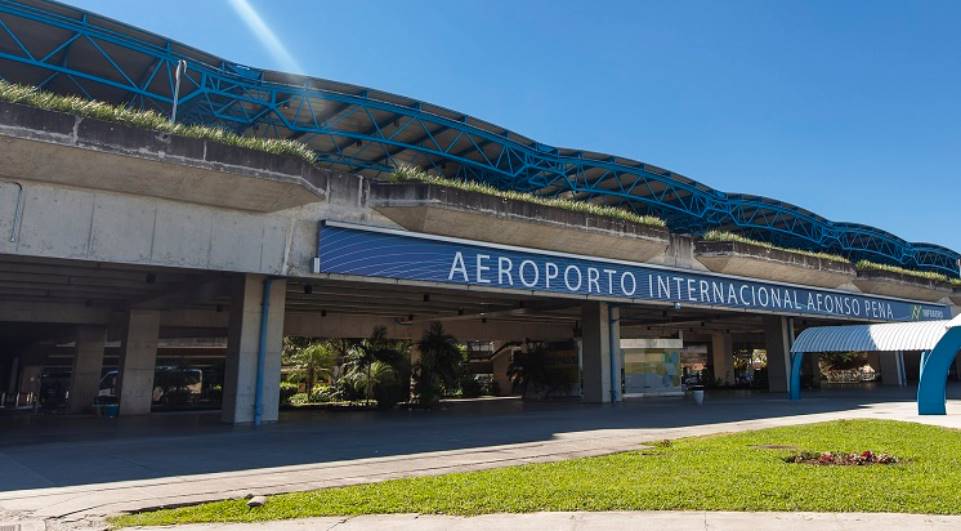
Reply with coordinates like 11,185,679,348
371,365,407,410
309,384,337,403
458,374,484,398
279,381,299,405
288,392,310,407
508,344,578,399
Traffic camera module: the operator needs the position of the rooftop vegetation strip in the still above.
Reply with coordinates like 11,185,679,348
701,230,850,264
856,260,961,286
4,79,958,286
0,80,317,163
388,166,667,229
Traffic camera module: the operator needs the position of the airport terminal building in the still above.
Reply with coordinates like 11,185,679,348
0,0,958,424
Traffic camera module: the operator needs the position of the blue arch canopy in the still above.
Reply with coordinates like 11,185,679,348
789,316,961,415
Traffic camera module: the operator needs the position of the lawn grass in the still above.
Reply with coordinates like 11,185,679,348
111,420,961,527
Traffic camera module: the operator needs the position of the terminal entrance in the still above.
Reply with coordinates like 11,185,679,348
0,251,934,423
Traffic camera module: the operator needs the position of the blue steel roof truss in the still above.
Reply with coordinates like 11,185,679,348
0,0,957,278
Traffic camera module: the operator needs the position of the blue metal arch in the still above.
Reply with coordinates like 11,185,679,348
0,0,958,277
917,327,961,415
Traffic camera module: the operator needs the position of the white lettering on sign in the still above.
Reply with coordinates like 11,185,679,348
497,256,513,286
564,265,582,291
448,251,468,282
545,262,559,288
519,260,539,288
440,250,932,321
319,226,950,324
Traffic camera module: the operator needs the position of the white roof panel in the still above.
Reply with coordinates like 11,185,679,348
792,320,954,353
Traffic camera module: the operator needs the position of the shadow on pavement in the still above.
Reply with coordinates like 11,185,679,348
0,385,948,491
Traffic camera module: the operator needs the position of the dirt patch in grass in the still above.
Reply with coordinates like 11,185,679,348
784,450,899,466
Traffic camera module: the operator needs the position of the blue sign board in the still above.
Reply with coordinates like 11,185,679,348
315,222,950,323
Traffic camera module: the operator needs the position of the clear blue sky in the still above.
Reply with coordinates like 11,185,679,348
67,0,961,250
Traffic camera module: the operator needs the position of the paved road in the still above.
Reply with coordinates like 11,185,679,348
123,511,961,531
0,387,960,529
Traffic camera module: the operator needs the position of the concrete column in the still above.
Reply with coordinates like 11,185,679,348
6,355,18,397
581,302,620,403
610,306,621,401
866,352,881,377
19,366,41,405
68,326,106,413
491,346,513,396
222,274,287,424
879,351,906,386
118,310,161,416
711,333,734,386
764,316,794,393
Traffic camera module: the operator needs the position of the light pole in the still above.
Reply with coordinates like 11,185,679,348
170,59,188,123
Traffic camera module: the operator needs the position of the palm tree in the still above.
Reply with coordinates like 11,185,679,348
414,322,464,406
281,337,339,394
289,342,338,394
343,327,410,406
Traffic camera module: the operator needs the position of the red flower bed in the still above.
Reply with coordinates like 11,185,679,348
784,450,898,466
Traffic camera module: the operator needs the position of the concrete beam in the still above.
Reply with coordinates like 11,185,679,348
130,277,229,310
370,182,669,263
284,311,573,342
0,300,110,324
0,101,327,212
696,240,856,289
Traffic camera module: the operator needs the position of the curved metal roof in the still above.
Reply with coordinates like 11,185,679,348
792,317,958,353
0,0,957,277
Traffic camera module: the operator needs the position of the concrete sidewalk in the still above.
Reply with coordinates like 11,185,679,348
124,511,961,531
2,390,961,529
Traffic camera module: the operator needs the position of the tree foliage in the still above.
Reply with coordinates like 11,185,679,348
282,337,340,394
413,322,464,407
508,342,576,398
341,327,410,408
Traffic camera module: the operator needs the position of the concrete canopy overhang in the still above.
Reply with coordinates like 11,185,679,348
695,240,857,289
0,102,326,212
370,182,670,263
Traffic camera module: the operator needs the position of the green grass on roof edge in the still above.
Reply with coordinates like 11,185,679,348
701,230,850,264
856,260,960,286
387,165,667,229
0,80,317,164
3,81,957,287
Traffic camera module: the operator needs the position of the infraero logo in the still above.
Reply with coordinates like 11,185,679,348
912,305,923,320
